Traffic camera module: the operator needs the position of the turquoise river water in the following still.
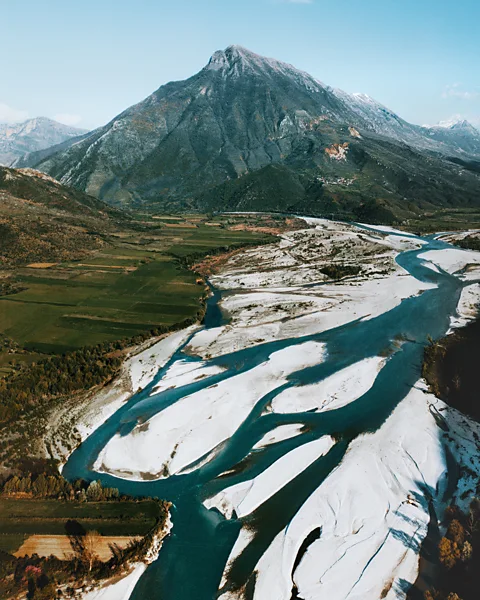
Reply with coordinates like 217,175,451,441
63,229,471,599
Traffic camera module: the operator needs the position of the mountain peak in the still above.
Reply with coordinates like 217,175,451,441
207,44,271,72
433,117,478,132
225,44,252,56
450,119,479,133
29,45,480,214
0,117,87,166
205,45,326,94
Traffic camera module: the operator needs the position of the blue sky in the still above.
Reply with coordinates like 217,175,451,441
1,0,479,130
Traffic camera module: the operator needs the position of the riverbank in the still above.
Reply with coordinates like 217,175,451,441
420,234,480,422
47,326,199,469
91,219,431,482
77,508,173,600
217,382,480,600
423,319,480,422
187,218,431,357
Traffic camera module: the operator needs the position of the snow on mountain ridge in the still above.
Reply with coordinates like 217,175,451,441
436,118,479,132
204,47,480,155
420,115,478,130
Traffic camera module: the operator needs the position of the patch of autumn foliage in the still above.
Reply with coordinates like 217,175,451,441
425,499,480,600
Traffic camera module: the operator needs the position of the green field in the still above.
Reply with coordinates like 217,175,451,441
0,218,271,357
405,207,480,234
0,534,27,554
0,498,161,537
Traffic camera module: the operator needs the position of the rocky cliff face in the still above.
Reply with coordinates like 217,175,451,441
33,46,480,219
0,117,86,166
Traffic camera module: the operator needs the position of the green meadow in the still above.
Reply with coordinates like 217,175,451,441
0,218,271,358
0,498,161,544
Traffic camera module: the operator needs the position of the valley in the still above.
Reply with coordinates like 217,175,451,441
0,213,270,359
1,31,480,600
0,192,297,599
0,169,275,374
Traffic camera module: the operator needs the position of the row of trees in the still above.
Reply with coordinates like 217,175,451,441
422,321,480,422
319,263,361,280
178,239,274,270
0,311,205,427
0,344,122,425
0,473,120,502
0,280,26,297
455,235,480,252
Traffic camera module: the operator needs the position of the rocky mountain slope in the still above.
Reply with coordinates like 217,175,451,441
0,117,86,166
422,118,480,157
332,91,480,157
32,46,480,220
10,131,90,170
0,167,124,266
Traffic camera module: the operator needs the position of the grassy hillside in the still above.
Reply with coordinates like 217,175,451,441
198,131,480,225
0,167,124,267
0,168,274,366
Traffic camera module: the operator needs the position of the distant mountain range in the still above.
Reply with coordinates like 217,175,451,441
21,46,480,222
422,119,480,158
0,117,87,166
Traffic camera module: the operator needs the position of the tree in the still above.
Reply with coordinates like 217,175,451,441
19,476,32,494
4,475,21,494
438,537,460,570
82,531,101,573
447,520,465,546
33,474,48,497
86,480,102,501
68,524,101,573
460,540,472,563
26,576,37,600
465,504,478,537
